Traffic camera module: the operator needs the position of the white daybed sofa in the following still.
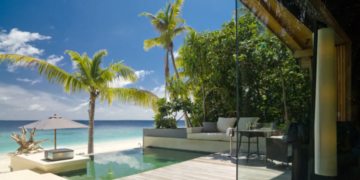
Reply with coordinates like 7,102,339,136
186,117,267,153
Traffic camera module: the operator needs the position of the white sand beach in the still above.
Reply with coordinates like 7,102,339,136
0,138,143,173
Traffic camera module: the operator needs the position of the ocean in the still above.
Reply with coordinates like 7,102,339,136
0,120,185,155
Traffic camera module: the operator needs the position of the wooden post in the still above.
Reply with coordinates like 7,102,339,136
54,129,57,149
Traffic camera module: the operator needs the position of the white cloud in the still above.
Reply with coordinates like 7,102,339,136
16,78,41,85
108,70,154,88
28,104,46,111
16,78,31,82
67,102,88,112
135,70,154,80
0,97,12,101
72,61,78,69
152,85,166,98
46,54,63,66
0,28,51,56
7,66,18,72
95,152,153,170
173,51,180,59
30,79,41,85
0,28,51,72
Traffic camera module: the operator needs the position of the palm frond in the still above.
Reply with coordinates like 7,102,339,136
177,17,186,25
65,50,93,86
111,88,159,112
98,85,114,104
0,54,87,94
144,37,163,50
109,61,138,83
139,12,166,33
64,72,89,94
90,50,107,80
173,26,193,36
170,0,184,23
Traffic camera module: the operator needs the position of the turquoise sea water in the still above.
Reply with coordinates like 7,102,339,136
0,120,185,155
58,147,209,180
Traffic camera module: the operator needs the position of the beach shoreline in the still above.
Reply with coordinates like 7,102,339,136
0,137,143,173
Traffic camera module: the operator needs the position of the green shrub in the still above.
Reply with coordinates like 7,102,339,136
153,98,194,129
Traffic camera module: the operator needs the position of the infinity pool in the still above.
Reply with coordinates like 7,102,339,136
58,147,209,180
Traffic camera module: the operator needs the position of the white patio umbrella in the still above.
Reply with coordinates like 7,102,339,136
21,114,88,149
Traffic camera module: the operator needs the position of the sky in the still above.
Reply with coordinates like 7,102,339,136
0,0,234,120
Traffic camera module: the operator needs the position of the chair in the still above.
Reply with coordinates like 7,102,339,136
266,122,298,167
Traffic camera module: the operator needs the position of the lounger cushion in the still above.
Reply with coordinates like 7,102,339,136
217,117,237,132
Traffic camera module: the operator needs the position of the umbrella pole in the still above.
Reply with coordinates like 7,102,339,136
54,129,56,149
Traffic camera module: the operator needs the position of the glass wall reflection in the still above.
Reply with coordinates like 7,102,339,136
235,0,359,180
235,0,311,179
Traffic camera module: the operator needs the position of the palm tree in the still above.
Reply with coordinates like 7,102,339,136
0,50,158,154
139,0,193,84
139,0,193,127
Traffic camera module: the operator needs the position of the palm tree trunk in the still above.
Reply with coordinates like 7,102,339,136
169,48,191,127
88,95,96,154
169,50,180,79
164,50,170,99
165,50,170,87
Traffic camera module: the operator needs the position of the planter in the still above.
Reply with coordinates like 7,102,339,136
143,128,187,139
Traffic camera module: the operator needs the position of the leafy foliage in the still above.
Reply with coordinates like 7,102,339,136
154,97,193,129
177,13,311,127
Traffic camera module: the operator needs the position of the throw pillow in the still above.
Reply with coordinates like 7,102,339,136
217,117,237,133
202,122,218,132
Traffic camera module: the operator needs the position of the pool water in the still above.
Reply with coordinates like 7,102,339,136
58,147,209,180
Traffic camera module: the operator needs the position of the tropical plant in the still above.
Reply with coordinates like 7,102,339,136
0,50,158,154
177,13,311,126
153,97,193,129
139,0,193,81
176,30,217,123
139,0,193,127
166,76,189,99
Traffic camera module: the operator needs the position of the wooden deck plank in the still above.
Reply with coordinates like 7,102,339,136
117,152,290,180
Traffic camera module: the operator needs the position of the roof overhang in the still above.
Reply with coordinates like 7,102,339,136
238,0,351,51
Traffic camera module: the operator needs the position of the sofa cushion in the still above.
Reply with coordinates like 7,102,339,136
187,133,224,141
217,117,237,132
202,122,218,132
237,117,260,130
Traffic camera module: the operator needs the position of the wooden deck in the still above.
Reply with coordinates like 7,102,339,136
118,151,291,180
